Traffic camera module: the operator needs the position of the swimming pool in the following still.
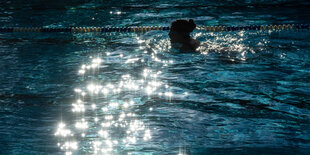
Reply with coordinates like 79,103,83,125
0,0,310,154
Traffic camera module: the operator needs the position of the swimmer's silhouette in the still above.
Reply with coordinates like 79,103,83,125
169,19,200,52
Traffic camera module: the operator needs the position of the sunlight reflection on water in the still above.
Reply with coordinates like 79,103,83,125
52,28,310,155
54,30,257,154
55,35,181,154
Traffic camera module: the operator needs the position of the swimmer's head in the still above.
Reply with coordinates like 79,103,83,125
170,19,196,34
169,19,199,52
169,19,196,43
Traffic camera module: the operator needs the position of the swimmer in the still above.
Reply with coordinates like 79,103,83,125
169,19,200,52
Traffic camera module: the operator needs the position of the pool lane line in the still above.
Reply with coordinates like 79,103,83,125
0,24,309,33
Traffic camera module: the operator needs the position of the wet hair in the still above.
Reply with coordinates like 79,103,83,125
170,19,196,34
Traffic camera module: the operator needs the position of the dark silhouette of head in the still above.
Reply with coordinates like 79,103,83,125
168,19,198,52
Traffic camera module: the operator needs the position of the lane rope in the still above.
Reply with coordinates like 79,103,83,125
0,24,309,33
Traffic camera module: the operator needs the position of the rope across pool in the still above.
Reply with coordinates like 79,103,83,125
0,24,309,33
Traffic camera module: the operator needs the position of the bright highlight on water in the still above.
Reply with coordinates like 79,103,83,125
55,49,182,154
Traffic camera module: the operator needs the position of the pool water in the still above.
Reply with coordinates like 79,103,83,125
0,0,310,154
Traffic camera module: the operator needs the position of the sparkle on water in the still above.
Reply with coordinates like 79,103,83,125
55,31,263,154
53,27,310,154
55,36,183,154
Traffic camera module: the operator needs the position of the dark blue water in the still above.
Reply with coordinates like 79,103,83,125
0,0,310,154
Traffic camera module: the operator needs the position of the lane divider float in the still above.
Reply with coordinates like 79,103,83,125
0,24,308,33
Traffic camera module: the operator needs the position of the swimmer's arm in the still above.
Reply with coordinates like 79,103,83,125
190,38,200,49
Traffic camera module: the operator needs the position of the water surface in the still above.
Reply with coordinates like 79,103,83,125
0,0,310,154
